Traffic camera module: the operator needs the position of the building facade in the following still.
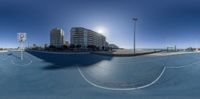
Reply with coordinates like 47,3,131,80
50,28,65,48
70,27,107,49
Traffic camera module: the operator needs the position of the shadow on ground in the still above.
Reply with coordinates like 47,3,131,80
27,51,113,70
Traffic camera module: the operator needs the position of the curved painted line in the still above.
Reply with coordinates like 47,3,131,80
11,60,33,66
108,58,166,65
77,65,166,91
166,60,200,69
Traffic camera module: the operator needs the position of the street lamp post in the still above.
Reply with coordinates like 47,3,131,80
17,33,27,60
133,17,138,54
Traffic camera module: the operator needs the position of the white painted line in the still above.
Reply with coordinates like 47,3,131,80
150,51,198,56
166,61,200,69
11,60,33,66
77,65,166,91
0,50,8,53
109,58,165,65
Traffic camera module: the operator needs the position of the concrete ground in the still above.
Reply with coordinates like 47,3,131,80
0,51,200,99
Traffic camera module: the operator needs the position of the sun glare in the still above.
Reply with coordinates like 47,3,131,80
95,27,107,35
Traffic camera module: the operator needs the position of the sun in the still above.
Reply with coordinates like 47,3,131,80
97,29,104,34
95,27,107,35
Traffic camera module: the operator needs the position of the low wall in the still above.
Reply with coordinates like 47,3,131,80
91,51,162,57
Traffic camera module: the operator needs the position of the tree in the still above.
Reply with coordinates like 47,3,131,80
87,45,96,51
63,44,68,49
70,44,75,49
76,45,81,49
49,45,56,49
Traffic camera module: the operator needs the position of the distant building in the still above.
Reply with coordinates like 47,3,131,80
50,28,65,48
65,41,69,46
108,44,119,49
70,27,107,49
166,45,177,52
185,47,195,51
32,44,37,48
196,48,200,52
44,44,48,48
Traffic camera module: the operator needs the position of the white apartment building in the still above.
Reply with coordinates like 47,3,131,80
50,28,65,48
70,27,107,49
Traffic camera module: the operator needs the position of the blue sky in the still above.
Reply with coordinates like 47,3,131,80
0,0,200,49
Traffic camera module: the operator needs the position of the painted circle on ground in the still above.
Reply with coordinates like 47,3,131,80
77,59,165,90
11,58,33,66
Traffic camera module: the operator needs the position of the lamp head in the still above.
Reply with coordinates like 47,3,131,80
133,18,138,21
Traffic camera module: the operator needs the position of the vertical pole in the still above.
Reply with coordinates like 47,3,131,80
133,18,138,54
134,20,136,54
21,42,23,60
18,33,26,60
28,42,29,49
174,45,176,51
